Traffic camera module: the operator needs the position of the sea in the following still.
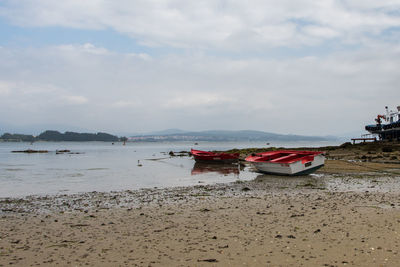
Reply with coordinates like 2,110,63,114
0,141,342,198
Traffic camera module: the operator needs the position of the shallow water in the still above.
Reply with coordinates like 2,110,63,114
0,140,341,197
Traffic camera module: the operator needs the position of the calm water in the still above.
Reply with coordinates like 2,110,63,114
0,141,341,197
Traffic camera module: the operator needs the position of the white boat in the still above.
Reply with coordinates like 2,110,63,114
245,150,325,176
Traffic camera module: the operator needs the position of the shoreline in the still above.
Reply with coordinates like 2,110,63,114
1,167,400,213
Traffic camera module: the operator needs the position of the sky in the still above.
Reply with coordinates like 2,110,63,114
0,0,399,136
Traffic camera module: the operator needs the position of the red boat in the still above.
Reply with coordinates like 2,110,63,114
245,150,325,176
191,149,240,162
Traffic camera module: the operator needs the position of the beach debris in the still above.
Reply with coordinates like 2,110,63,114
301,182,316,187
2,208,15,212
56,149,71,154
198,259,218,262
200,208,211,212
11,149,48,153
57,150,83,154
145,157,169,161
11,149,83,154
167,150,190,157
382,147,393,153
70,224,90,228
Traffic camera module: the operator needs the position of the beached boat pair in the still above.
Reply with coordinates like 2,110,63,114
191,149,325,176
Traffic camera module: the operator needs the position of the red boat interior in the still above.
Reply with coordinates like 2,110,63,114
193,150,216,156
248,151,322,164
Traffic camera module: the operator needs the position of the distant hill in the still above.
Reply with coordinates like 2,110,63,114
130,129,336,142
1,129,338,142
1,130,122,142
37,130,120,142
0,122,92,136
0,133,35,142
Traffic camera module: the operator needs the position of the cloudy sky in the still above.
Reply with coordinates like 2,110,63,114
0,0,399,136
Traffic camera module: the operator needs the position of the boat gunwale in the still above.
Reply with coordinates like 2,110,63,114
191,149,240,162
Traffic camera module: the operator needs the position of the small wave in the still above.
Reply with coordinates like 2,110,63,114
86,168,109,171
0,164,34,167
69,173,84,177
58,189,70,192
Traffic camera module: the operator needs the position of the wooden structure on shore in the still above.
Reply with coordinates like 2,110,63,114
351,137,377,144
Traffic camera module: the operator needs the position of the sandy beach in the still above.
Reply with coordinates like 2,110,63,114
1,143,400,266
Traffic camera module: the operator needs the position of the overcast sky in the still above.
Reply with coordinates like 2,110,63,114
0,0,399,136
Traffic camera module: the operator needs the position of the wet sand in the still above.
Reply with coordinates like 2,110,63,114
1,143,400,266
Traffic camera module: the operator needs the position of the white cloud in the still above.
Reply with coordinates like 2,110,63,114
0,81,14,95
0,1,400,134
111,100,141,108
58,43,110,55
163,92,235,109
62,95,88,105
0,43,399,135
1,1,399,50
303,26,340,39
127,53,152,61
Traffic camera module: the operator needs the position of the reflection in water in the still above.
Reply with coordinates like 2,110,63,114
191,162,240,176
253,174,327,189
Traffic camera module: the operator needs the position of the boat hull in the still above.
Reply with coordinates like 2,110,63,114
253,163,324,176
191,149,239,163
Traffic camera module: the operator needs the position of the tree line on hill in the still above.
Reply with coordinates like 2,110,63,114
0,130,127,142
130,130,333,142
